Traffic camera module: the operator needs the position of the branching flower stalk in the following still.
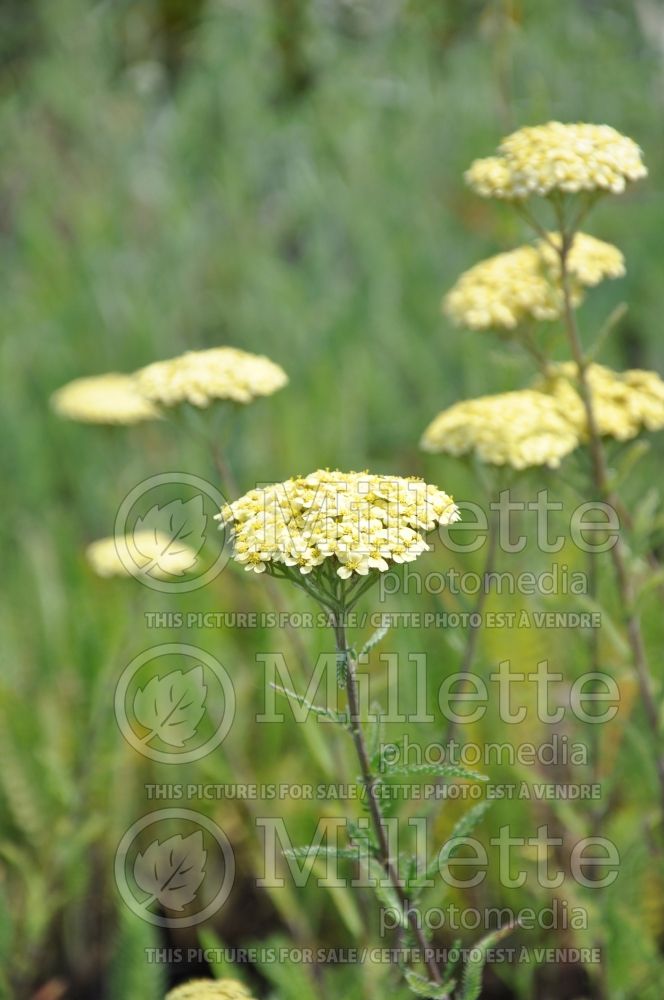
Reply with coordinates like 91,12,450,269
456,120,664,822
552,202,664,816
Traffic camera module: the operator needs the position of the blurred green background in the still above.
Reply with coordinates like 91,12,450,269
3,1,664,998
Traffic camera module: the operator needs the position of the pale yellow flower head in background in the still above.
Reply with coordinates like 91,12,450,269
444,232,624,331
135,347,288,408
218,469,460,578
465,122,647,200
51,373,160,425
535,362,664,442
165,980,254,1000
420,390,580,469
86,532,198,580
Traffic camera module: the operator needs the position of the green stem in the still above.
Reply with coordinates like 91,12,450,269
555,215,664,821
332,613,445,989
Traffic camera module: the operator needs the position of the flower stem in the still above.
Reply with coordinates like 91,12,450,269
556,224,664,819
332,614,445,988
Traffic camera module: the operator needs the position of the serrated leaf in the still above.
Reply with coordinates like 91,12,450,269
133,496,206,575
380,762,488,782
134,667,207,747
271,684,347,724
134,832,206,911
413,802,492,889
360,622,390,657
283,845,360,860
460,924,516,1000
404,969,454,999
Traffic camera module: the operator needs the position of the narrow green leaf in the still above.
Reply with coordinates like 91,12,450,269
271,683,347,724
404,968,454,999
380,761,488,782
460,923,517,1000
360,622,390,657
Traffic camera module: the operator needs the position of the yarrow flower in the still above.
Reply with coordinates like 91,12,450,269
534,362,664,442
465,122,647,199
135,347,288,408
50,374,160,425
420,390,580,469
444,233,624,331
86,532,198,579
217,469,460,579
165,981,254,1000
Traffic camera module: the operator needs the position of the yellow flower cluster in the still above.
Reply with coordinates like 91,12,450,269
444,233,624,331
86,532,197,579
165,980,254,1000
218,469,460,578
50,374,160,425
136,347,288,408
420,390,580,469
535,362,664,442
466,122,647,199
52,348,288,425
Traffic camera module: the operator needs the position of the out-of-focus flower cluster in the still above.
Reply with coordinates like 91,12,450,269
86,532,197,579
465,122,647,199
165,980,254,1000
51,347,288,425
136,347,288,408
218,469,460,578
50,374,160,425
444,233,624,331
534,362,664,442
420,390,581,469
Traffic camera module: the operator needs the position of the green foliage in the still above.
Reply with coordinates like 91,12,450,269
3,0,664,996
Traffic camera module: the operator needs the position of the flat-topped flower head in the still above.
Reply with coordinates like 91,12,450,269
165,981,254,1000
421,390,580,469
135,347,288,408
466,122,647,200
535,362,664,442
86,532,198,580
51,373,160,425
217,469,459,580
444,233,624,331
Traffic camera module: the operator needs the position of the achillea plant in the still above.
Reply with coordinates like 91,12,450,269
221,469,508,997
450,122,664,829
